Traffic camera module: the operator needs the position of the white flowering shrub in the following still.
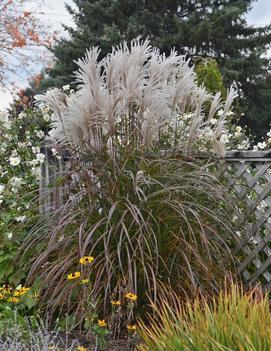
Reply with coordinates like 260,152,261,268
251,129,271,151
0,108,52,281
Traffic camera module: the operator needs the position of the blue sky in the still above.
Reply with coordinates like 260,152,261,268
247,0,271,25
0,0,270,109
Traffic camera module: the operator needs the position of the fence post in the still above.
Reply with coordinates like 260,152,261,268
39,143,65,215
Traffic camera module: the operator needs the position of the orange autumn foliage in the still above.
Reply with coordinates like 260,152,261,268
23,11,31,17
0,0,55,85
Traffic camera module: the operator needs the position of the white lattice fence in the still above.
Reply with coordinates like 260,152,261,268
39,148,271,290
221,151,271,290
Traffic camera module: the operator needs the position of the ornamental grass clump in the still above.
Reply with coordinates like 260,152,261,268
37,38,237,156
21,39,245,321
138,283,271,351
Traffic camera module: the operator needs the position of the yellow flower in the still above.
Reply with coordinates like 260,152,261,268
14,287,30,296
97,319,107,327
79,256,94,265
111,300,121,305
127,324,137,331
1,284,12,294
81,279,89,284
0,293,4,300
125,292,137,301
67,271,81,280
7,297,19,303
77,346,87,351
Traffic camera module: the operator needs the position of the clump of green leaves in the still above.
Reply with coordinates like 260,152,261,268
195,58,226,97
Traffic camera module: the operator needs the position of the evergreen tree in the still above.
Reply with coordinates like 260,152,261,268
41,0,271,138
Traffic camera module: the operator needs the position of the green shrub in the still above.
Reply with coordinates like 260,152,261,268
138,283,271,351
195,58,227,98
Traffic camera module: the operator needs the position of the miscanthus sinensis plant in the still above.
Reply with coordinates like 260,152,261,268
37,39,237,157
23,40,245,322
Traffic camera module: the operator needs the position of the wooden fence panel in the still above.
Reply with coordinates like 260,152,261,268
39,144,68,214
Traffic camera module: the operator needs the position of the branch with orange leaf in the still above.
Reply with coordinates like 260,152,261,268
0,0,57,88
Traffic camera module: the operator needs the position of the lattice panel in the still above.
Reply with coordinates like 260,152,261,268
223,151,271,290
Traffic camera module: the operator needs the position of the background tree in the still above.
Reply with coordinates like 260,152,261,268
9,73,44,118
0,0,55,88
40,0,271,138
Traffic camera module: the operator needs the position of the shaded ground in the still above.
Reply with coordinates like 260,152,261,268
103,340,136,351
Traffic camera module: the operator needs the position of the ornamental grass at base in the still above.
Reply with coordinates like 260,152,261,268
138,283,271,351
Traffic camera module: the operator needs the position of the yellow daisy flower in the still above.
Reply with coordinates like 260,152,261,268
97,319,107,327
7,297,19,303
79,256,94,265
67,271,81,280
127,324,137,331
14,287,30,296
125,292,137,301
111,300,121,305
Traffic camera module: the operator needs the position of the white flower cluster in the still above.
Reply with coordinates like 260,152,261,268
9,156,21,166
196,118,250,153
0,106,52,237
18,111,27,120
252,129,271,151
62,84,74,94
36,130,44,139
